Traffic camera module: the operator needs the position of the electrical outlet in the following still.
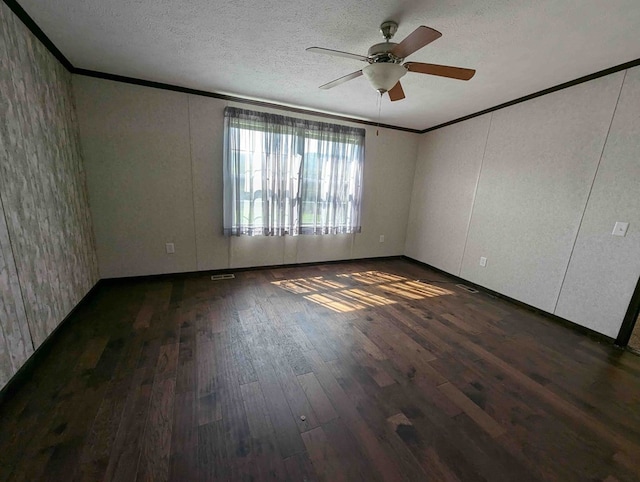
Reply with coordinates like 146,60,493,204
165,242,175,254
379,235,385,243
612,221,629,237
479,256,487,267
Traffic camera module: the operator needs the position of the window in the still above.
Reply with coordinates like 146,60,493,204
223,107,365,236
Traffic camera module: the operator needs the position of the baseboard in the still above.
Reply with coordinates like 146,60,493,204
0,279,104,407
101,255,405,284
615,275,640,347
401,255,616,346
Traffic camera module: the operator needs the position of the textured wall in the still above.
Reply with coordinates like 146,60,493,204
460,73,623,313
0,200,32,387
406,67,640,338
74,76,418,278
0,2,98,387
405,115,490,275
556,66,640,337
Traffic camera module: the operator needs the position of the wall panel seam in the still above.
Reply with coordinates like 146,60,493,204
187,94,199,271
70,79,101,280
552,69,628,314
458,112,493,277
0,186,35,359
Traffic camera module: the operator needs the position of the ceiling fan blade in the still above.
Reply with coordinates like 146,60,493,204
405,62,476,80
388,81,405,101
306,47,368,62
319,70,363,90
390,26,442,59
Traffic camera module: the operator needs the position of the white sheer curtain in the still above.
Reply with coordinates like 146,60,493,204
223,107,365,236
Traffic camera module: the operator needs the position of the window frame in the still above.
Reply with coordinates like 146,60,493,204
223,107,365,237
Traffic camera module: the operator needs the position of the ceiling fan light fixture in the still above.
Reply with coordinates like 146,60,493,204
362,63,407,93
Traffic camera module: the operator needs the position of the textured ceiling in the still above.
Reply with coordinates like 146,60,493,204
18,0,640,130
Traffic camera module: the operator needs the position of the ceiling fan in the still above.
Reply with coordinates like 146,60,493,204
307,21,476,101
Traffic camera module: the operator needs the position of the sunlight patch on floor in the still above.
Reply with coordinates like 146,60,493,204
337,270,407,285
305,288,396,313
384,281,454,300
273,270,452,313
272,276,347,294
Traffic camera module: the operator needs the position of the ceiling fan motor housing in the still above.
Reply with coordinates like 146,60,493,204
367,42,402,63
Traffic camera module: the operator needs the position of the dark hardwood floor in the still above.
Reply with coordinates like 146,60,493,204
1,258,640,481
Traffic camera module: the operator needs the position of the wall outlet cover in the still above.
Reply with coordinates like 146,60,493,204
479,256,487,267
612,221,629,237
165,242,175,254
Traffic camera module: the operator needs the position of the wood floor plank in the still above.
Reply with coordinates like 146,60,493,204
460,330,640,465
137,377,176,481
197,420,228,481
305,349,406,482
297,372,338,424
296,313,339,362
240,381,288,480
387,412,463,482
104,375,154,481
134,283,172,331
168,391,197,482
213,332,254,479
325,358,445,482
196,339,217,398
255,321,320,432
75,336,110,371
351,317,460,418
80,373,135,468
352,315,446,385
197,392,221,426
284,451,320,482
228,327,258,385
438,381,506,438
323,416,383,481
242,322,306,458
301,426,349,482
156,342,180,381
381,383,534,482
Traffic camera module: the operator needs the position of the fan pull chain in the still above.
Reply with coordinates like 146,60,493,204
376,91,382,136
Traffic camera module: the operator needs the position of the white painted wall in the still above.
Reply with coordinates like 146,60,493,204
73,76,418,278
73,80,197,278
406,67,640,338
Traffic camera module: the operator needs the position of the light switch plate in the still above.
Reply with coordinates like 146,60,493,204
479,256,487,267
165,242,175,254
612,222,629,237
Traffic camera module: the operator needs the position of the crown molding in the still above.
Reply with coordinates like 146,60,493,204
73,68,422,133
2,0,73,71
420,57,640,133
